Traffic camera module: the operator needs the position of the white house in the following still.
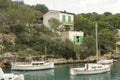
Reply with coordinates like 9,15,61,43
43,10,84,44
61,31,84,44
43,10,74,31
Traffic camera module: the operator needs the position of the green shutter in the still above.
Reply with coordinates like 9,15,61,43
62,15,66,22
68,16,71,22
73,36,77,42
79,36,84,43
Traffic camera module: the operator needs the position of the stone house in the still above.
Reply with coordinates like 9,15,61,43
61,31,84,44
43,10,74,31
42,10,84,44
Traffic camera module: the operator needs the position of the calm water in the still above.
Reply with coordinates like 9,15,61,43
3,59,120,80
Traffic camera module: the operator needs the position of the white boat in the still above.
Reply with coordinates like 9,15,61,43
97,59,113,64
11,61,54,71
0,67,24,80
70,63,110,75
70,71,110,80
70,23,111,75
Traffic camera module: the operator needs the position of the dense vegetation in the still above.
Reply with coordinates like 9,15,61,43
0,0,118,60
75,12,116,59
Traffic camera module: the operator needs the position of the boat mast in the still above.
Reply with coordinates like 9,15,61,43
44,46,47,61
95,23,99,63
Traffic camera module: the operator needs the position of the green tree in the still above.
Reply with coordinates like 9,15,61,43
103,12,112,16
80,35,96,59
0,0,12,8
34,4,48,13
48,18,61,31
74,15,94,35
7,5,36,25
99,29,116,54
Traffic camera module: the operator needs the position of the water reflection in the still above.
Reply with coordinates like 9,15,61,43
70,72,111,80
110,61,120,80
13,69,54,80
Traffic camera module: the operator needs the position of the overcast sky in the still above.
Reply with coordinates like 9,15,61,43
23,0,120,14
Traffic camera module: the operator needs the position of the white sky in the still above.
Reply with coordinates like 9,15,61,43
23,0,120,14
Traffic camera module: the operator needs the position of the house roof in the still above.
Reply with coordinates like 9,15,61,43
49,10,75,15
59,10,75,15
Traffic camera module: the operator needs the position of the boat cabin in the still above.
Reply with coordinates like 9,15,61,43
31,61,45,65
85,64,105,70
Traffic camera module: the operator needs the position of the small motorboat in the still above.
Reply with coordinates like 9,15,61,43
0,67,24,80
11,61,54,71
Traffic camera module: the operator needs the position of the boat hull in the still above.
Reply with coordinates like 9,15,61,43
11,62,54,71
0,68,24,80
70,67,110,75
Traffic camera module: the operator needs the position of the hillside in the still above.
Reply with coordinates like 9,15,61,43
0,0,119,62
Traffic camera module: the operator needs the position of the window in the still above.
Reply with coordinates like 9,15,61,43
73,36,84,43
68,16,71,22
76,36,79,42
92,67,96,69
98,66,102,68
62,15,66,22
73,36,79,43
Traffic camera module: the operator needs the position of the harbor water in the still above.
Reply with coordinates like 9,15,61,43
2,59,120,80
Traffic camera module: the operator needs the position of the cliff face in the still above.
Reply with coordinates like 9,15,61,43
0,33,16,52
0,33,16,41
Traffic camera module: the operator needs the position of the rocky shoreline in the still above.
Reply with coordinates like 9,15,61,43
0,53,120,67
0,59,95,67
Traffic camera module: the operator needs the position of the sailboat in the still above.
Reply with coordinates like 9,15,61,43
11,46,54,71
70,23,111,75
96,25,113,65
97,59,113,64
